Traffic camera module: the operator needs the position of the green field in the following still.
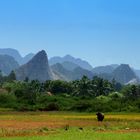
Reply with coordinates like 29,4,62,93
0,111,140,140
1,131,140,140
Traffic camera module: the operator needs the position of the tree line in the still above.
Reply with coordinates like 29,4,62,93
0,71,140,112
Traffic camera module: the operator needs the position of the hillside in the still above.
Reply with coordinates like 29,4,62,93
15,50,52,82
92,65,116,74
0,48,34,65
112,64,139,84
49,55,93,70
0,55,19,75
51,63,94,81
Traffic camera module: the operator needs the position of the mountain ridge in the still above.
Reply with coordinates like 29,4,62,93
112,64,139,84
15,50,52,82
0,54,19,75
0,48,140,84
0,48,34,65
49,55,93,70
51,63,94,81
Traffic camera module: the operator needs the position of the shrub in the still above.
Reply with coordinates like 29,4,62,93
71,101,92,112
0,93,17,108
38,102,60,111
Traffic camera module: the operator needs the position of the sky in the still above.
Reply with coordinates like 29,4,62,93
0,0,140,68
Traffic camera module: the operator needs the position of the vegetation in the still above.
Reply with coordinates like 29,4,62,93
1,131,140,140
0,111,139,139
0,71,140,112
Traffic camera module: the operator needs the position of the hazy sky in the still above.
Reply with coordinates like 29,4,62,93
0,0,140,68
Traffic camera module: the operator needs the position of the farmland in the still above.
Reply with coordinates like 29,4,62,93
0,111,140,139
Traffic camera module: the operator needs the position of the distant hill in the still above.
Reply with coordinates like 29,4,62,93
134,70,140,79
93,64,139,85
51,63,94,81
72,67,94,80
61,61,80,71
22,53,35,64
0,48,22,64
15,50,52,82
51,63,73,81
112,64,139,84
49,55,93,70
92,65,116,74
95,73,114,82
1,48,140,84
92,64,119,74
0,48,34,65
110,64,119,69
0,55,19,75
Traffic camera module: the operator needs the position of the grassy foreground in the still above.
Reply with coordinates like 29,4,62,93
0,111,140,139
1,130,140,140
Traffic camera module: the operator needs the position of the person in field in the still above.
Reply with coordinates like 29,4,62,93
96,112,104,122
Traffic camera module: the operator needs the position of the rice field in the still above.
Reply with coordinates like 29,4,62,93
0,111,140,139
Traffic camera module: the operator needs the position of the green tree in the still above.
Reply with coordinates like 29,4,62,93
0,70,3,86
24,77,29,82
74,76,92,96
48,80,72,94
8,70,16,82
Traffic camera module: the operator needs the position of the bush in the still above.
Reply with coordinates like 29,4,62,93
14,104,37,111
96,95,111,103
91,100,113,112
108,92,124,100
0,93,17,108
71,101,92,112
38,103,60,111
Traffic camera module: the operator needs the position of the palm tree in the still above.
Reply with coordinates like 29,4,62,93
76,76,92,96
